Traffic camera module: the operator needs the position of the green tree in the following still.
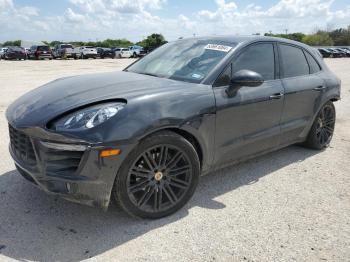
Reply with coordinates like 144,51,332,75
137,34,167,51
329,27,350,46
2,40,21,47
302,31,334,46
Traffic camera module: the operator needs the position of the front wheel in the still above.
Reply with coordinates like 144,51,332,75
303,101,336,150
113,131,200,219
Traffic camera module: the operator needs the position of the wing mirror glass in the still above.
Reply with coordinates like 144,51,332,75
226,70,264,97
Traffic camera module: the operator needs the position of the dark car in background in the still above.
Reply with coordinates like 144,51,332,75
327,48,344,58
318,48,333,58
2,46,27,60
97,47,115,59
6,36,340,219
28,45,53,60
335,48,350,57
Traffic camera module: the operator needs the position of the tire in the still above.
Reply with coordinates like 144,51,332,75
81,53,84,59
113,131,200,219
303,101,336,150
118,54,122,59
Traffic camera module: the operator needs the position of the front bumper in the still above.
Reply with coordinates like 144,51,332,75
8,125,135,209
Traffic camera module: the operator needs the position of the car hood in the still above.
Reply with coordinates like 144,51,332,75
6,71,198,128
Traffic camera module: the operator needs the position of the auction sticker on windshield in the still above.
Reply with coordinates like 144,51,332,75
205,44,232,52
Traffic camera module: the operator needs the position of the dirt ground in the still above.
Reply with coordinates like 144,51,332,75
0,58,349,262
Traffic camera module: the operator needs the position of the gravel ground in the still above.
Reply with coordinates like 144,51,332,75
0,58,349,262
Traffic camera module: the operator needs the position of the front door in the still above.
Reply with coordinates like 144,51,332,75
213,42,284,166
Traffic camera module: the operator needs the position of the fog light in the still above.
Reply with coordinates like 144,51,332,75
100,149,121,157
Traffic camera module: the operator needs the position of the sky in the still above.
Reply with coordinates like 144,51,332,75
0,0,349,42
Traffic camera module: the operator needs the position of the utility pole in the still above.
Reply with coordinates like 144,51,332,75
284,29,288,35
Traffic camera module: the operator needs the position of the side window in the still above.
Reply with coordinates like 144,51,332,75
214,64,231,87
233,43,275,81
304,51,321,74
280,44,309,78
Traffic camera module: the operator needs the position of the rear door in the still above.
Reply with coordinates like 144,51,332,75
278,43,324,145
213,42,285,166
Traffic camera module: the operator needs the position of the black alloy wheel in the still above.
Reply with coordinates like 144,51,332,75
304,101,336,149
114,131,200,218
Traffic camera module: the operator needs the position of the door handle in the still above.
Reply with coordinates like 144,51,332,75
313,86,326,91
269,93,284,99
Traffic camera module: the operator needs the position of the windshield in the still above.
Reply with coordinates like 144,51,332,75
127,39,236,83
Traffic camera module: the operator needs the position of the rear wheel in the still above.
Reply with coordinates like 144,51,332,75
303,101,336,150
113,131,200,219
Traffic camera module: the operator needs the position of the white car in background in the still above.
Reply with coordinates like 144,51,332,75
0,47,8,59
115,48,132,58
79,46,97,59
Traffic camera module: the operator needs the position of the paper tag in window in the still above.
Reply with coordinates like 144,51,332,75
205,44,232,52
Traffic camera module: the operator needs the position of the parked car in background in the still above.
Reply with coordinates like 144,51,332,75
115,48,132,58
97,47,115,59
128,45,146,57
3,46,27,60
318,48,332,58
335,48,350,57
327,48,344,58
53,44,80,59
79,46,97,59
0,47,8,59
28,45,53,60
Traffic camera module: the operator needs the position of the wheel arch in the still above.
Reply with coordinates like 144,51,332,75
137,127,205,169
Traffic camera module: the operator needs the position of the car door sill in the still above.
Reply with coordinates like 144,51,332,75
202,138,305,175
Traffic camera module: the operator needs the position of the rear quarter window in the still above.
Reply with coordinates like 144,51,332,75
304,51,321,74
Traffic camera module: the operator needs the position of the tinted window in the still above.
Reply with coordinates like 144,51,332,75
233,43,275,81
305,51,321,74
37,46,49,51
280,44,309,78
61,45,73,49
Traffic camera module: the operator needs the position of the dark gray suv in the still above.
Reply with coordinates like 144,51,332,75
6,36,340,218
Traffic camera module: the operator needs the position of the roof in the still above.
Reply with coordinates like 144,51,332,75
184,35,310,49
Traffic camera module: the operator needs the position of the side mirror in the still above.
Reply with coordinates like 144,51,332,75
226,70,264,97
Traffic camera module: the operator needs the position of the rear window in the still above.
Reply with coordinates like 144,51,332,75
61,45,72,49
280,44,309,78
9,46,23,51
85,46,94,49
122,49,129,51
37,46,49,51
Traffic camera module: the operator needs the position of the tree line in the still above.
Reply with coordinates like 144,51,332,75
1,26,349,48
265,25,350,46
0,34,168,50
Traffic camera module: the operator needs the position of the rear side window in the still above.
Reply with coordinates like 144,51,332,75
233,43,275,81
304,51,321,74
279,44,309,78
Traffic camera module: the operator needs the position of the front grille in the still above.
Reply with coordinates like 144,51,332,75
9,125,36,166
44,148,84,176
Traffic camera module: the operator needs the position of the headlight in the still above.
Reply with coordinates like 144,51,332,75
53,102,125,131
